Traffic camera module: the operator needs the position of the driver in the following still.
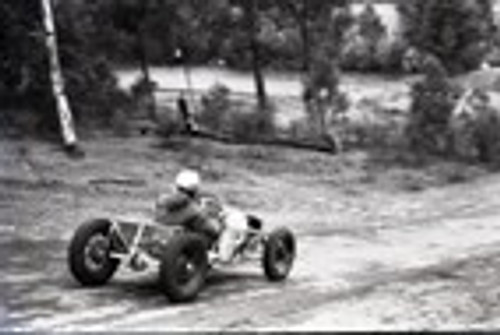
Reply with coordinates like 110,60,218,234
155,169,250,263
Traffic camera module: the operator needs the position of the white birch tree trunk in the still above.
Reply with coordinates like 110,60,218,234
40,0,78,148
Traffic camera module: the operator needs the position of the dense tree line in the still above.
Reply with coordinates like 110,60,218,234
78,0,350,70
0,0,496,138
0,0,126,134
80,0,495,74
398,0,496,74
0,0,351,131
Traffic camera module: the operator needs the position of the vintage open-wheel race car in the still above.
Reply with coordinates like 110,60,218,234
67,214,296,303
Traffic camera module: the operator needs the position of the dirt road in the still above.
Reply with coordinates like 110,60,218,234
2,136,500,331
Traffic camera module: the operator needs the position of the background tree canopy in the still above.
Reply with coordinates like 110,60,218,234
0,0,497,137
398,0,496,74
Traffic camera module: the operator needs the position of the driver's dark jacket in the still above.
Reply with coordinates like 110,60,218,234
155,190,223,240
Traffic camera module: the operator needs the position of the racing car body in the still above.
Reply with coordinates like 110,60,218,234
68,213,296,302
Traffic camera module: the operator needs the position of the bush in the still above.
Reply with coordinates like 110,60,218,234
406,58,460,154
448,111,477,160
343,115,406,150
130,76,158,100
472,109,500,164
197,83,276,142
63,56,130,129
155,105,185,138
460,91,500,164
129,76,158,119
303,44,348,151
376,39,407,73
287,118,316,142
412,86,500,164
197,83,234,134
228,104,276,142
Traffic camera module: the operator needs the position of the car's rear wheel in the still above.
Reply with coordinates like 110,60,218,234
68,219,120,286
263,227,296,281
159,233,208,303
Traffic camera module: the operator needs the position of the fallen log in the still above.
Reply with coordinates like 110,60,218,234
186,128,338,154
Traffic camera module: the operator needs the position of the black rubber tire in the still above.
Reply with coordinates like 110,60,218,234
68,219,120,286
263,227,296,281
159,233,208,303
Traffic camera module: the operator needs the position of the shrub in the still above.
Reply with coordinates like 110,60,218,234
155,105,185,138
228,104,276,142
196,83,276,142
130,76,158,100
376,39,406,73
287,118,316,142
448,111,477,160
415,87,500,164
197,83,234,134
344,116,405,150
64,56,130,128
129,75,158,119
405,58,460,154
303,44,348,151
466,92,500,164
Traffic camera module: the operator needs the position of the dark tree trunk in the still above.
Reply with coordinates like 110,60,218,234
138,26,151,85
300,0,310,74
136,0,156,119
248,0,267,111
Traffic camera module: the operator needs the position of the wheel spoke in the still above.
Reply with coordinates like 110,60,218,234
84,234,110,272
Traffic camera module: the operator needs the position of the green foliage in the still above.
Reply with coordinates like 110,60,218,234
398,0,495,74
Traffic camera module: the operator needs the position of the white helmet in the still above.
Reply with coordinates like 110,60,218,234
175,169,201,194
